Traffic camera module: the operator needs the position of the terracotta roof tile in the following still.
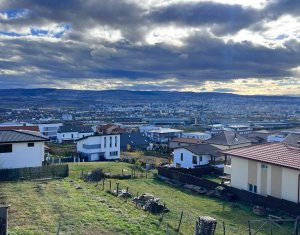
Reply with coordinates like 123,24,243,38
224,143,300,170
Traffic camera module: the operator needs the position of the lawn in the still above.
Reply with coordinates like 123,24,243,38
0,162,293,235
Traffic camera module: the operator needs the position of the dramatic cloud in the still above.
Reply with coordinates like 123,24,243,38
0,0,299,95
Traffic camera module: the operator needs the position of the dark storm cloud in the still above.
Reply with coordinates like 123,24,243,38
0,0,300,92
148,2,261,35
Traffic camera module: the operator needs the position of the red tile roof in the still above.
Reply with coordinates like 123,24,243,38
171,138,202,144
224,143,300,170
0,125,40,132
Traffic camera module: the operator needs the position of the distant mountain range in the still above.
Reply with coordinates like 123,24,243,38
0,88,299,108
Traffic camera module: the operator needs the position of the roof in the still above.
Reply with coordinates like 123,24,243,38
283,133,300,147
97,124,117,131
0,125,40,132
178,144,222,157
58,125,93,133
224,143,300,170
120,133,149,148
148,128,183,134
170,138,202,144
76,133,120,142
0,130,49,143
205,131,251,146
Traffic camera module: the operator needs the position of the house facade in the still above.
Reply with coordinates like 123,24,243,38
173,144,222,168
0,130,48,169
38,123,63,140
147,128,183,144
57,125,94,143
224,143,300,203
77,134,120,161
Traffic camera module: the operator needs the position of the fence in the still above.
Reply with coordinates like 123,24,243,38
0,165,69,181
171,165,224,177
158,167,300,215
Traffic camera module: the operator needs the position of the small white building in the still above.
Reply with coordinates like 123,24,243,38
227,125,252,136
147,127,183,144
0,130,49,169
224,143,300,203
182,132,211,141
57,125,94,143
38,123,63,140
77,134,120,161
173,144,222,168
206,124,224,135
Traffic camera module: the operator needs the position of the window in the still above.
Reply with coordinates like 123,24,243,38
176,163,181,168
110,136,112,148
261,164,268,169
28,143,34,147
0,144,12,153
104,137,107,148
199,156,202,162
115,136,117,147
180,153,183,161
110,151,118,156
248,184,257,193
192,156,197,164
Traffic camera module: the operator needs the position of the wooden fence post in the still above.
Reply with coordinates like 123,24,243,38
223,221,226,235
177,211,184,232
116,183,119,196
248,221,251,235
102,179,105,190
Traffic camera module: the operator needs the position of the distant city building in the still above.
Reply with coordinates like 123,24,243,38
77,134,120,161
62,114,73,121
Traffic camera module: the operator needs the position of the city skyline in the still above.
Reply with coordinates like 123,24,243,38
0,0,300,95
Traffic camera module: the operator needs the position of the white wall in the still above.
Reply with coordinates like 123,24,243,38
0,142,44,169
182,132,211,140
173,148,210,168
230,157,249,191
282,168,299,203
77,134,120,160
57,132,93,143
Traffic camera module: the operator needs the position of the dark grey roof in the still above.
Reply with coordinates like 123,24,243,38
58,125,93,133
183,144,222,157
120,132,149,148
283,133,300,147
0,130,49,143
205,131,251,146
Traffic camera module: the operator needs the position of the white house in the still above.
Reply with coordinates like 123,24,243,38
77,134,120,161
173,144,222,168
57,125,94,143
147,127,183,144
38,123,63,140
226,125,252,136
224,143,300,203
182,132,211,141
0,130,49,169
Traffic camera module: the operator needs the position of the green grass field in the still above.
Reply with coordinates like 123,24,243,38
0,162,294,234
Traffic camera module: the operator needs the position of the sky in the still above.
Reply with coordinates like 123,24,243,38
0,0,300,95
